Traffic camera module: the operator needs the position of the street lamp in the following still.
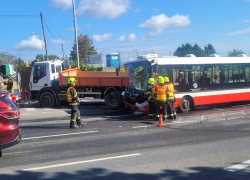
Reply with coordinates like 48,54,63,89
31,32,44,61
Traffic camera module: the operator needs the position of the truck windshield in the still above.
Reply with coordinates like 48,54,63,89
124,61,151,91
33,65,46,83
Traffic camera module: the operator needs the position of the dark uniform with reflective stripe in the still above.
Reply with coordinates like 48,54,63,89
146,84,156,118
155,83,168,121
67,85,84,128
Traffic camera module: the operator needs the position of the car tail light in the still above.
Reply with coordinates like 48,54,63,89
0,111,20,119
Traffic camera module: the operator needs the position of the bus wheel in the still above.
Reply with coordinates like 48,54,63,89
180,96,192,113
105,91,121,110
40,91,55,107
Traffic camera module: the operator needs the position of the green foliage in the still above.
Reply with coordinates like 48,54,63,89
35,54,59,61
204,44,216,55
17,57,26,67
174,43,217,57
70,34,97,62
227,49,245,57
71,62,97,71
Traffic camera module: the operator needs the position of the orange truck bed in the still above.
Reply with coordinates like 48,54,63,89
59,68,130,87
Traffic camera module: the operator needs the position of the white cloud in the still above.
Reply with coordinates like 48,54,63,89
86,24,91,28
49,0,72,10
218,28,250,36
134,8,141,13
139,14,191,29
15,35,43,50
245,19,250,22
67,25,80,31
51,39,70,44
148,29,165,37
246,0,250,2
93,34,112,42
116,33,136,41
76,0,130,19
117,35,126,41
127,33,136,41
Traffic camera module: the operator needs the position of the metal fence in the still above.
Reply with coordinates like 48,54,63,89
64,50,250,67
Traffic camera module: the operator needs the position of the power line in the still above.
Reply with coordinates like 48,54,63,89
43,19,60,45
43,15,66,41
0,15,39,17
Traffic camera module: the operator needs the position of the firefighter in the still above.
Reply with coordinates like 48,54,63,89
67,78,86,129
155,76,168,121
164,76,176,119
146,78,156,119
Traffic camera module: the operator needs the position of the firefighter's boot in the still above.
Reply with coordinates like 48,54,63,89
70,120,78,129
76,119,86,127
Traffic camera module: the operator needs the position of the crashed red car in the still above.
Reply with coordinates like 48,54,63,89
0,91,21,158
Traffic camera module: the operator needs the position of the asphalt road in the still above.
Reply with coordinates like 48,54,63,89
1,102,250,179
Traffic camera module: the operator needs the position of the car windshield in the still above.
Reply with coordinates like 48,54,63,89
124,61,151,91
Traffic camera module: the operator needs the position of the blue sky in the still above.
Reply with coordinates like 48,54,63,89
0,0,250,64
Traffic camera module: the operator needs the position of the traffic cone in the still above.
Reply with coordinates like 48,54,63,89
157,114,166,127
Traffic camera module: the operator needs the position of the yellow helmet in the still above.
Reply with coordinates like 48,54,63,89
68,77,77,84
148,78,155,85
158,76,164,84
164,76,169,82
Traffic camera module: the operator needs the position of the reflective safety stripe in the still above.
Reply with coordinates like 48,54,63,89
149,114,154,117
174,112,176,115
77,117,81,119
163,115,168,118
71,119,76,122
156,84,167,101
69,103,78,105
156,115,160,117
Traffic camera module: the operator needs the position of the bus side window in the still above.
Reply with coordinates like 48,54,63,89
172,65,185,92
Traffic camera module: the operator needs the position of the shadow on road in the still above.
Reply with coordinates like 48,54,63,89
0,167,249,180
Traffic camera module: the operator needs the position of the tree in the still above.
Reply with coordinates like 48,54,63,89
193,43,207,57
173,43,194,57
35,54,59,61
17,57,26,67
0,51,18,68
204,44,216,55
227,49,245,57
70,34,97,62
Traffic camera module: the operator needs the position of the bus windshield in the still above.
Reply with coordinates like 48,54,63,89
124,61,151,91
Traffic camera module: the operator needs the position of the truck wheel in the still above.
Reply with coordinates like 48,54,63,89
40,91,55,107
179,96,192,113
105,91,121,110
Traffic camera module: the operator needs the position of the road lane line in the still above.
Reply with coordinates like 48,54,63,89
241,110,245,115
21,113,31,116
132,125,155,129
22,131,98,140
25,108,36,111
224,160,250,172
201,115,204,121
23,153,141,171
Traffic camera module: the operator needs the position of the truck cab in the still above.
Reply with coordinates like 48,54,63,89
30,60,65,106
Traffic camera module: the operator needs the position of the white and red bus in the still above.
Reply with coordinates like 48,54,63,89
124,54,250,113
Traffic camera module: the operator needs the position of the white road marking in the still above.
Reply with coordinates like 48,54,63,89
23,153,141,171
21,113,31,116
224,160,250,172
25,108,36,112
132,125,155,129
42,112,51,113
22,131,98,140
222,112,225,116
201,115,204,121
42,108,55,110
241,110,245,115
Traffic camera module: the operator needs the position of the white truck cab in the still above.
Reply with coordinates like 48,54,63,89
30,60,63,91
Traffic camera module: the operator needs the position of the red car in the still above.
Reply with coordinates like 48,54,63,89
0,91,21,158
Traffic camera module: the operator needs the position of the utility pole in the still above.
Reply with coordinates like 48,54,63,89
40,12,48,60
72,0,80,68
61,43,64,60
